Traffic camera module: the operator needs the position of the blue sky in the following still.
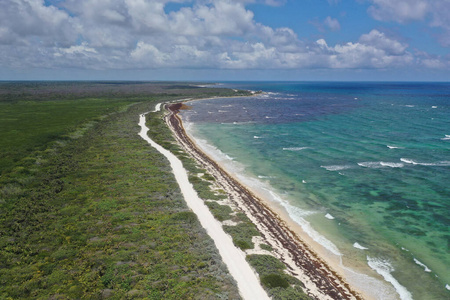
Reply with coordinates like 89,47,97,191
1,0,449,81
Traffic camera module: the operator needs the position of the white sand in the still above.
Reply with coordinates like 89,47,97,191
138,105,269,300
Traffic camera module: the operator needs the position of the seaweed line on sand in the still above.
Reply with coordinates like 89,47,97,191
165,102,363,300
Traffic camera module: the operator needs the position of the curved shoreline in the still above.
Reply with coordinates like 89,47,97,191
165,102,363,300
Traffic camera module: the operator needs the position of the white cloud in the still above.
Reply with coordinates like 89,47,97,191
194,1,255,36
415,50,450,69
313,31,413,69
310,16,340,33
324,16,341,31
0,0,443,73
368,0,429,23
359,30,407,55
368,0,450,47
130,42,169,66
54,42,97,57
0,0,78,46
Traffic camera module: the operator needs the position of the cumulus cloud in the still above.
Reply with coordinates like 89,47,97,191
313,31,413,69
359,30,407,55
0,0,78,46
0,0,443,73
367,0,450,47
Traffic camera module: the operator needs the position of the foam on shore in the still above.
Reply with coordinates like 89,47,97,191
181,118,416,299
367,257,413,300
353,243,368,250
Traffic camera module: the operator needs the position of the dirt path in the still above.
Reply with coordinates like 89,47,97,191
138,104,270,300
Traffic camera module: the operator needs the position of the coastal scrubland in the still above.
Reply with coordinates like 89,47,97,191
0,82,247,299
0,81,312,300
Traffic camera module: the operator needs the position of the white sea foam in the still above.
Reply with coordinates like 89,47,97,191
357,161,404,168
353,242,368,250
358,161,384,168
446,284,450,291
432,106,438,108
401,158,450,166
419,161,450,166
325,213,335,220
400,158,416,164
340,263,399,300
283,147,309,151
186,131,341,256
441,134,450,140
218,110,228,113
186,123,416,299
367,257,413,300
254,136,262,139
321,165,353,171
231,121,255,125
265,190,341,256
380,162,404,168
405,105,415,108
258,175,275,179
387,145,402,149
225,155,234,161
413,258,432,272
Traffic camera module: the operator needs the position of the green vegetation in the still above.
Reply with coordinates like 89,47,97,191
146,106,227,202
0,81,311,299
205,201,233,222
0,98,129,174
0,82,245,299
223,214,260,250
260,243,273,251
246,255,310,300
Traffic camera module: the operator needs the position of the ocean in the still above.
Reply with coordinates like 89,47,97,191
180,82,449,300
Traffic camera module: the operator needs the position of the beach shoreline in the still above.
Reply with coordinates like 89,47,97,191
165,102,365,300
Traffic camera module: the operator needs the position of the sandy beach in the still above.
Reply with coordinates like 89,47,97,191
164,102,365,300
139,104,270,300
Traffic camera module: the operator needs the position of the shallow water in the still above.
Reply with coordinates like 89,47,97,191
181,82,450,300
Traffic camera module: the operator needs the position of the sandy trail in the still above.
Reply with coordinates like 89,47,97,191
138,103,269,300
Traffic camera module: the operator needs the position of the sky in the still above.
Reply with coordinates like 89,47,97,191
1,0,450,81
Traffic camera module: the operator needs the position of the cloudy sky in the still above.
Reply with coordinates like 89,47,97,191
1,0,450,81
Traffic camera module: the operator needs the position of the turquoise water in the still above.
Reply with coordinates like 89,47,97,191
181,82,449,300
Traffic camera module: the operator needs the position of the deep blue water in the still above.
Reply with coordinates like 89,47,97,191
181,82,450,300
